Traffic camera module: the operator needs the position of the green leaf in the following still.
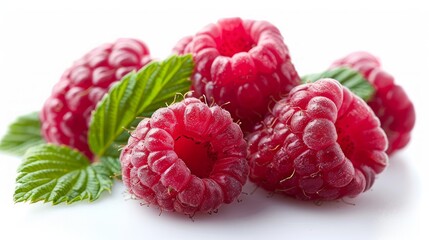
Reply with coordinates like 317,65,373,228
14,144,114,204
0,112,45,155
301,67,375,101
101,156,122,180
88,54,194,157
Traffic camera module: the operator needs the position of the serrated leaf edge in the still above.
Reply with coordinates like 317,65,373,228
14,144,115,205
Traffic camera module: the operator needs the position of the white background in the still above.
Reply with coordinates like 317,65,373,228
1,0,428,239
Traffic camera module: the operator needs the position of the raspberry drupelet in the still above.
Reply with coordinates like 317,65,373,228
40,39,151,159
248,79,388,201
120,98,249,214
330,52,415,155
174,17,300,131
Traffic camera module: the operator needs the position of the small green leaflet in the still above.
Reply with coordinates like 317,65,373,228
0,112,45,155
14,144,115,204
301,67,375,101
88,54,194,158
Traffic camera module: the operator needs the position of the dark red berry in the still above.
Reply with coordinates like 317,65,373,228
248,79,388,201
120,98,249,214
40,39,151,159
330,52,415,155
173,17,300,131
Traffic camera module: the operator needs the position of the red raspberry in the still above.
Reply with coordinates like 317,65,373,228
173,17,300,131
248,79,388,201
330,52,415,155
120,98,249,214
40,39,151,159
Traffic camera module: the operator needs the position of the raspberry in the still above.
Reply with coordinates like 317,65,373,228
248,79,388,201
330,52,415,155
120,98,249,214
173,17,300,131
40,39,151,159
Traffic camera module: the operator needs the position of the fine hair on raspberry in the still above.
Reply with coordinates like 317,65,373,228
120,97,249,214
